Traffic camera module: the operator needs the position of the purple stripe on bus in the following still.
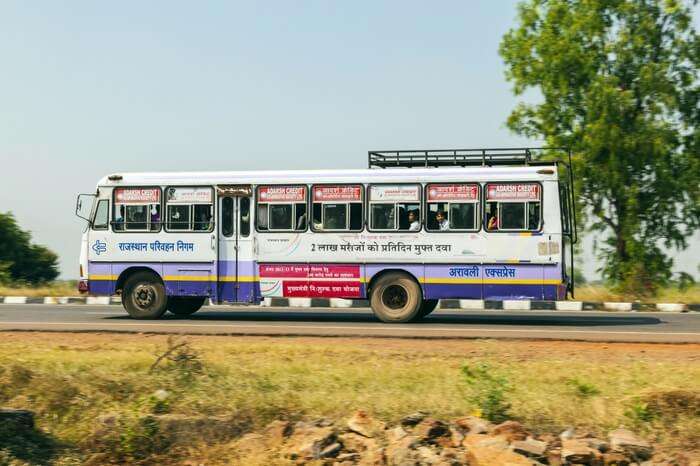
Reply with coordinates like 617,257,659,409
423,284,482,300
484,284,545,300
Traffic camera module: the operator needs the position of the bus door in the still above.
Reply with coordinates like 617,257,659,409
217,186,254,303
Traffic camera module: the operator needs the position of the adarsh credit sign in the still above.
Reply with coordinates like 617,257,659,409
486,183,540,201
258,186,306,202
114,188,160,204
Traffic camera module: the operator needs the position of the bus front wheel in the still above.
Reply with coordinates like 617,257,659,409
167,297,206,316
370,273,422,323
122,272,168,319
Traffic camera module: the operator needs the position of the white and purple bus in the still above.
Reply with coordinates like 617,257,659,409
75,148,577,322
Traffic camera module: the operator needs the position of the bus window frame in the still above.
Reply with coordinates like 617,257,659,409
163,186,215,234
255,184,309,233
483,181,543,233
424,183,481,233
310,183,364,233
111,186,163,234
366,183,423,233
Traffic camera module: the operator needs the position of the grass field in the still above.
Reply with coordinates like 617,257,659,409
0,281,77,297
0,333,698,464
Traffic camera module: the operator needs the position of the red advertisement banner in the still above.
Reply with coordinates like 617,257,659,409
259,264,362,298
313,185,362,202
258,186,306,203
283,280,362,298
427,184,479,202
115,188,160,204
486,183,540,201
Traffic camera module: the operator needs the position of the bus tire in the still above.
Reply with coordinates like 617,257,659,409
416,299,439,319
167,297,206,316
370,273,423,323
122,271,167,319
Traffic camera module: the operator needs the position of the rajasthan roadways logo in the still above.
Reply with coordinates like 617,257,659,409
92,240,107,255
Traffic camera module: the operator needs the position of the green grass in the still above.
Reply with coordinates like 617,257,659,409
0,281,78,297
0,333,698,464
575,283,700,303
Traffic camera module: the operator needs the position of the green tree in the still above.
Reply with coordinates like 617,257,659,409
0,212,59,284
500,0,700,296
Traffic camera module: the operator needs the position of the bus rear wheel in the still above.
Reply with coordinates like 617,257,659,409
122,271,167,319
370,273,422,323
416,299,439,319
168,297,206,316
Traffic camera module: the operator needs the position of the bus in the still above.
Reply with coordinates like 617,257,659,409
75,147,577,322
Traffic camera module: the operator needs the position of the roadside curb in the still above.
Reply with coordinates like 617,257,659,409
1,296,698,312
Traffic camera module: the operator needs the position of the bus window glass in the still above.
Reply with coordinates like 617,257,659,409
164,187,214,232
311,185,362,232
500,203,526,229
221,197,234,237
113,187,161,232
240,197,250,237
269,204,293,229
256,185,307,232
426,184,479,231
368,185,421,232
528,202,541,230
371,204,395,230
167,205,190,230
485,183,541,232
92,200,109,230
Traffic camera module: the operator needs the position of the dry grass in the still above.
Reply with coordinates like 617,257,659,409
0,333,698,464
0,281,78,297
575,283,700,303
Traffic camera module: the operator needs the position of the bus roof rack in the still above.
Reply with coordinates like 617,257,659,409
367,147,568,169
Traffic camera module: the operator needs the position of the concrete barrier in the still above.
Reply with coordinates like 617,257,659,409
503,300,531,311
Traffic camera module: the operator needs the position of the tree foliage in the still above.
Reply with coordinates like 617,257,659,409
0,212,59,284
500,0,699,296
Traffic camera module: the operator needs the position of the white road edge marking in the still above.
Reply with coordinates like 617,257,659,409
0,321,698,337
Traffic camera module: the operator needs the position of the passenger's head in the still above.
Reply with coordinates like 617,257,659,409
436,211,446,222
408,210,419,222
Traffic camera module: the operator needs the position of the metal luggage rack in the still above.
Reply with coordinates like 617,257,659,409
367,147,569,169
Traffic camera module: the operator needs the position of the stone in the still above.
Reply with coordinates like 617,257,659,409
561,439,603,465
347,410,386,438
387,426,408,443
339,432,379,453
416,446,441,463
492,420,529,442
0,408,34,430
512,438,548,457
462,433,510,452
413,418,451,444
385,435,420,466
608,428,653,461
320,442,343,458
560,426,576,440
466,444,534,466
284,425,337,460
602,451,630,465
400,411,429,426
582,437,610,453
336,452,361,462
454,416,491,434
448,426,465,448
546,448,563,466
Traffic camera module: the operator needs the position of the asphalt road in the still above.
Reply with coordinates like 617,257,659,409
1,304,699,343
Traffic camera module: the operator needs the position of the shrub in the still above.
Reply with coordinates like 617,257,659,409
461,363,511,423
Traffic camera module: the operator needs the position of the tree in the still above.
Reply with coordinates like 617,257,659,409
500,0,700,296
0,212,59,284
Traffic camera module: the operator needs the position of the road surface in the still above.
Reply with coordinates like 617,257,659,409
1,304,699,343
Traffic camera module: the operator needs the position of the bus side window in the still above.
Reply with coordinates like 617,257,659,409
164,187,214,232
256,185,307,232
113,187,161,232
311,185,363,232
484,183,541,232
221,197,234,237
368,185,421,232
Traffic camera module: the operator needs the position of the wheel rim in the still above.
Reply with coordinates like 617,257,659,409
133,284,156,310
381,284,408,311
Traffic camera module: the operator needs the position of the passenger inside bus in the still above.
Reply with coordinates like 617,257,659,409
114,205,125,231
435,210,449,231
194,208,212,231
486,204,498,230
407,210,420,231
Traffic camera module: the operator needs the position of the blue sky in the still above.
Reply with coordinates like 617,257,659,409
0,1,697,280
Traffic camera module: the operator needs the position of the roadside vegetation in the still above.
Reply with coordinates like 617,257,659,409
0,333,698,464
